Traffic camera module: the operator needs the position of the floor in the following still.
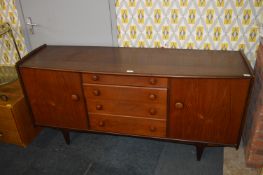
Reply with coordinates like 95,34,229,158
223,145,259,175
0,129,223,175
0,128,260,175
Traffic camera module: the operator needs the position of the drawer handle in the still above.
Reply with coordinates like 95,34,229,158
96,104,103,110
149,108,157,115
71,94,79,101
92,89,100,96
0,132,3,137
149,94,157,100
98,121,105,127
149,126,156,132
92,75,99,81
149,78,157,85
175,102,184,109
0,95,8,101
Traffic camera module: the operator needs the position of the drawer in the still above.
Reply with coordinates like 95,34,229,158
87,99,166,119
89,114,166,138
83,84,167,104
0,108,17,131
0,129,22,145
0,106,14,119
82,73,168,88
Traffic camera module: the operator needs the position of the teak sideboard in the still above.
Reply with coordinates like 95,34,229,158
17,45,253,160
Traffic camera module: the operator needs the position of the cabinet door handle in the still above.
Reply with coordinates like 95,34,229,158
98,121,105,127
149,78,157,85
175,102,184,109
92,75,99,81
0,132,3,137
96,104,103,110
149,108,157,115
92,89,100,96
149,94,157,100
71,94,79,101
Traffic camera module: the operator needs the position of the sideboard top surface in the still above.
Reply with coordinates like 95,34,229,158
19,45,253,78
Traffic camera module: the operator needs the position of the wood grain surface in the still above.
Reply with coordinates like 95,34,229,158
19,45,252,78
168,78,251,144
19,68,88,130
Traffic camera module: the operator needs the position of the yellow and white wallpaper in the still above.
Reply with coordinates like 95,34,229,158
0,0,27,65
116,0,263,65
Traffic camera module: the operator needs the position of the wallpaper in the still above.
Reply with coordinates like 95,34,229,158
116,0,263,65
0,0,27,65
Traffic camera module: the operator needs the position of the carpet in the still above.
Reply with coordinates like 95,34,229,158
0,129,223,175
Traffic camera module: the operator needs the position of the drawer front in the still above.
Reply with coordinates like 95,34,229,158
89,114,166,138
87,100,166,119
0,108,17,131
0,106,14,119
0,129,22,145
83,84,167,104
82,73,168,88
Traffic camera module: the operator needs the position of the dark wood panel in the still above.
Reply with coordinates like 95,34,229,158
19,68,88,130
19,45,252,78
89,114,166,138
168,78,250,144
82,73,168,88
87,99,166,119
83,84,167,104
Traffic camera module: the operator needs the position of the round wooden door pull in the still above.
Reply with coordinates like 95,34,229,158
71,94,79,101
0,132,3,137
149,126,156,132
96,105,103,110
149,94,157,100
149,78,157,85
175,102,184,109
149,108,157,115
98,121,105,127
92,75,99,81
92,89,100,96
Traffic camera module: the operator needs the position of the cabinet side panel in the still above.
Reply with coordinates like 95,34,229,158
19,68,88,130
168,78,250,145
12,98,41,146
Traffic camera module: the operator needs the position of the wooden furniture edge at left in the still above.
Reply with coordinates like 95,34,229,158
0,80,41,147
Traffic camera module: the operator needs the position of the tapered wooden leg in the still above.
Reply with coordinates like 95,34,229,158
61,129,70,145
195,144,206,161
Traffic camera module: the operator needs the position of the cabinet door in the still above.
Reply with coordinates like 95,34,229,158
168,79,250,144
20,68,88,129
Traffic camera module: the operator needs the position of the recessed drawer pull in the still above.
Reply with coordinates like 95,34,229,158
175,102,184,109
149,108,157,115
98,121,105,127
149,126,156,132
71,94,79,101
92,89,100,96
92,75,99,81
96,104,103,110
149,78,157,85
149,94,157,100
0,132,3,137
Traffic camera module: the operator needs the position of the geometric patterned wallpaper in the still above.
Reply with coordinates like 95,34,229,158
116,0,263,66
0,0,27,65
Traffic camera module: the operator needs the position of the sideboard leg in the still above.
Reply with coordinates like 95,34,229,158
61,129,70,145
195,144,206,161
